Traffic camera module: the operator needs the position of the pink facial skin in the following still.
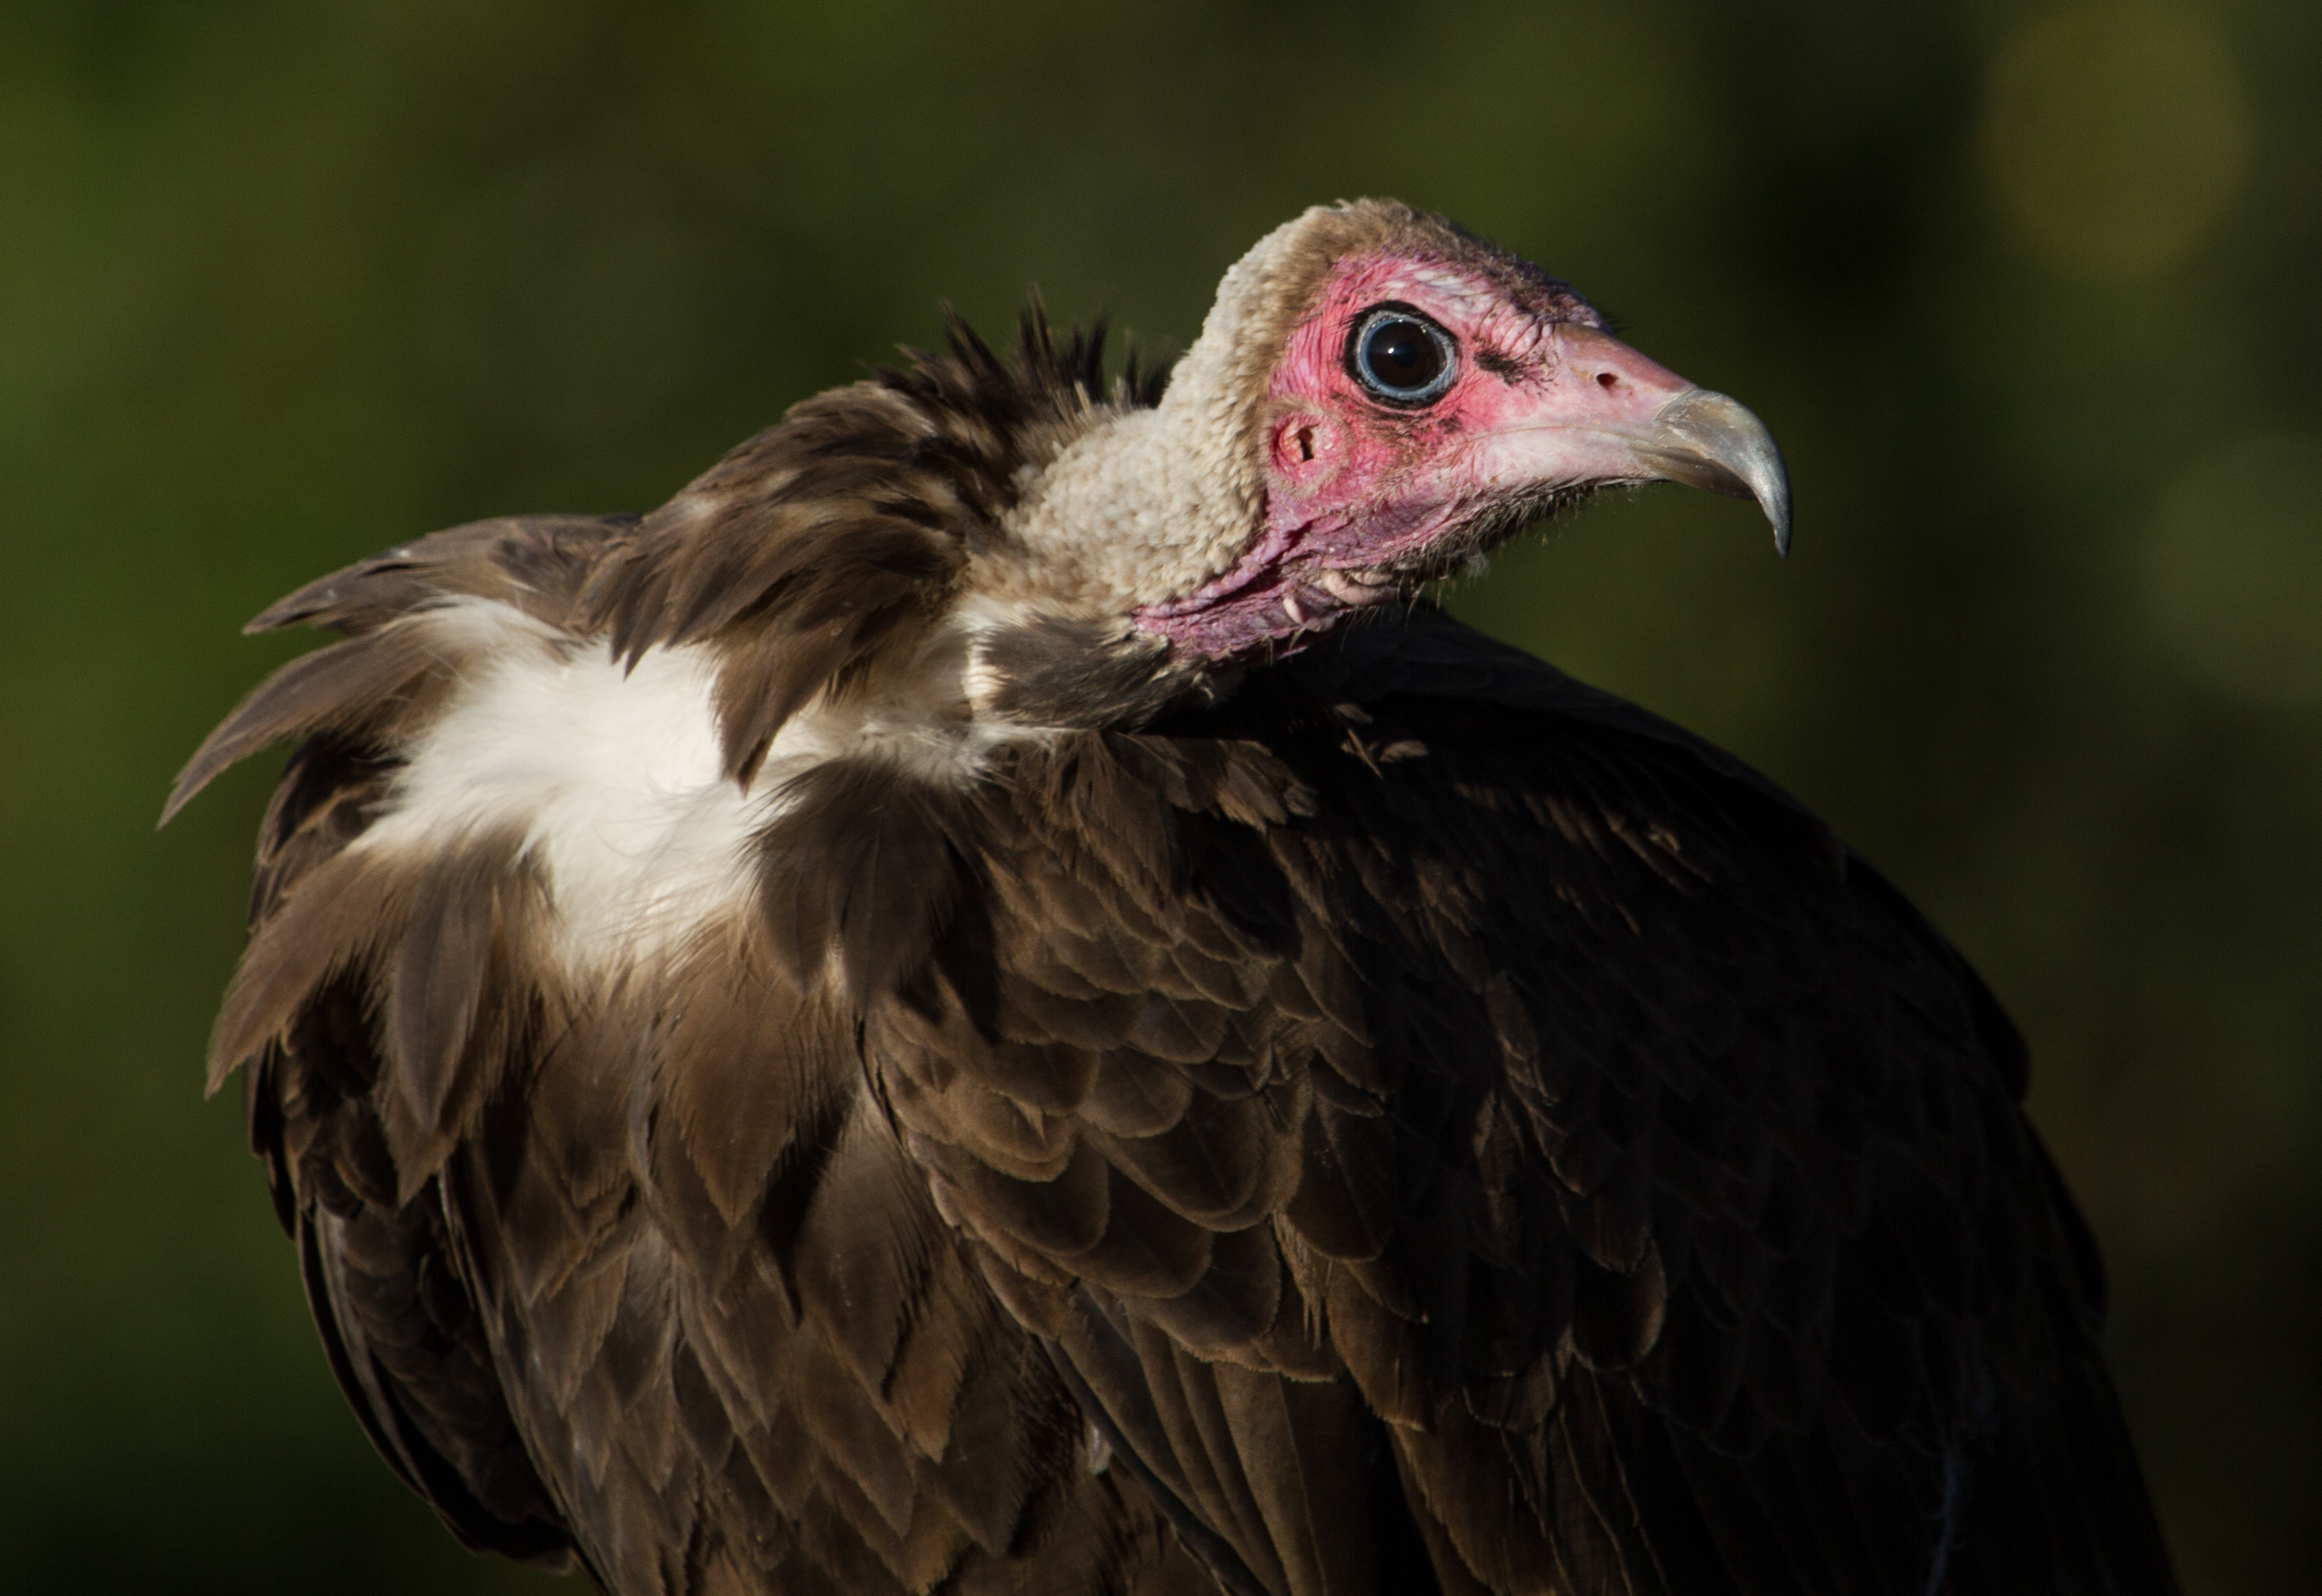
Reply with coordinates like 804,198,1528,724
1133,250,1703,663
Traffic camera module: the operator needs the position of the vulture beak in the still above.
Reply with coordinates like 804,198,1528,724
1483,324,1793,556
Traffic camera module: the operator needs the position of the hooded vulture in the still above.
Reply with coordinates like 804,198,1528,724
172,200,2179,1596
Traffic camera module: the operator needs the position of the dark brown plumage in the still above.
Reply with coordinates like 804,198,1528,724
174,201,2177,1595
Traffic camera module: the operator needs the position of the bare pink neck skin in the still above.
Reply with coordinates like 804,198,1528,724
1131,252,1601,663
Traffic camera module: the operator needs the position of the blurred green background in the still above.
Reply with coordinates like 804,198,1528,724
3,1,2316,1590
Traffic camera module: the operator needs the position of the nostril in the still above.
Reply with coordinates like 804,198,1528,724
1596,371,1619,391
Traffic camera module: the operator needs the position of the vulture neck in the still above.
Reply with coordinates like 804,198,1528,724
997,374,1262,619
992,254,1286,621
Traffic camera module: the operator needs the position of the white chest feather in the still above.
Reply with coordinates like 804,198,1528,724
354,601,775,971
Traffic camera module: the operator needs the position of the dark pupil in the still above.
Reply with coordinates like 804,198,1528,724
1366,319,1441,392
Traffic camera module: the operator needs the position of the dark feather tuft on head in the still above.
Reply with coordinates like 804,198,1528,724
583,299,1170,780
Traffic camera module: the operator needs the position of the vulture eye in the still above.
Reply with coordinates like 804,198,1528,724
1348,306,1457,406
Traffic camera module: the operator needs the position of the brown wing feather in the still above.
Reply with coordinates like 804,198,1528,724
194,514,1215,1596
870,606,2178,1596
236,675,584,1573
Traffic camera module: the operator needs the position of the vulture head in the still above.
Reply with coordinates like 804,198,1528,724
985,200,1789,672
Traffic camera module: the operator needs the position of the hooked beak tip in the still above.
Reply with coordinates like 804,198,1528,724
1641,388,1792,558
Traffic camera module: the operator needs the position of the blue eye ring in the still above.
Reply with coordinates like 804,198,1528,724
1346,304,1458,406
